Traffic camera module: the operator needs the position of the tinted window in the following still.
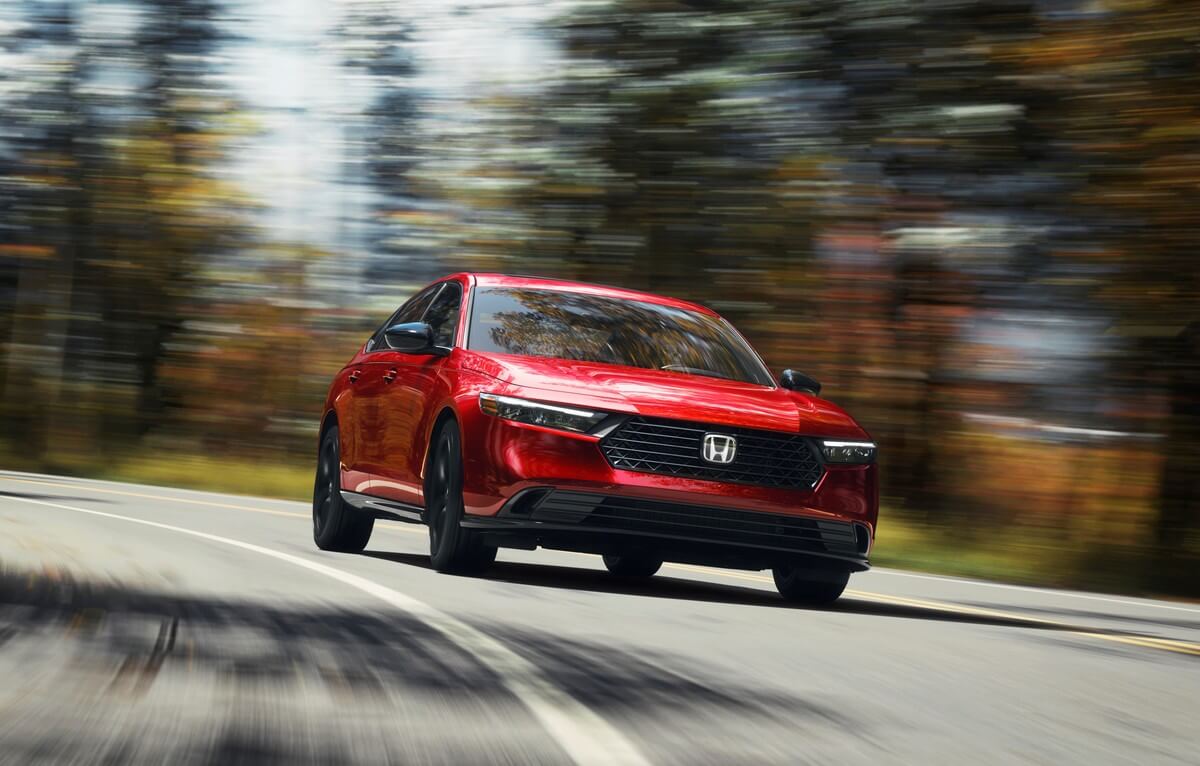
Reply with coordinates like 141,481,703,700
423,282,462,347
366,286,438,352
468,287,773,386
396,286,439,324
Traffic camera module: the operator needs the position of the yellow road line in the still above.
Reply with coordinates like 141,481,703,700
666,563,1200,657
1072,632,1200,656
667,562,771,584
5,475,1199,657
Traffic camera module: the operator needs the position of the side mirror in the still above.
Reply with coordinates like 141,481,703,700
780,369,821,396
383,322,438,353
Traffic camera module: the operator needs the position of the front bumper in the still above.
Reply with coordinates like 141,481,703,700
462,488,871,571
455,397,878,570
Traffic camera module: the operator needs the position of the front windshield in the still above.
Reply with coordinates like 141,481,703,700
468,287,774,386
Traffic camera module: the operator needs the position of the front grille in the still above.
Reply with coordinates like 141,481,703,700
530,491,860,556
600,416,824,490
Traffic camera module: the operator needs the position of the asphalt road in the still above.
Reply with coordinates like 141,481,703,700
0,470,1197,765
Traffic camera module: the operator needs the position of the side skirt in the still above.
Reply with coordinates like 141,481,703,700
340,491,425,525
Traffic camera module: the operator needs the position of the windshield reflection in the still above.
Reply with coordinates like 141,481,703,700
468,288,773,386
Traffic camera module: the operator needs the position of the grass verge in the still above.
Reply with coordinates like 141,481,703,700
0,447,313,502
106,453,314,502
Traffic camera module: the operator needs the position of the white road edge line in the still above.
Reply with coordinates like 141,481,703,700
0,469,298,508
2,494,650,766
6,469,1197,616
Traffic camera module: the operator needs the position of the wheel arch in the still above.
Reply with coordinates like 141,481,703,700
421,405,460,499
318,408,339,444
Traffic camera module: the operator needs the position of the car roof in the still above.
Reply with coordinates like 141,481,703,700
462,273,719,317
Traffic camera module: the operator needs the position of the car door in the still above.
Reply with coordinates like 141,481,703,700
355,285,440,495
365,280,463,505
339,355,380,494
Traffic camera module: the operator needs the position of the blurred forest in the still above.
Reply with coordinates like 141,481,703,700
1,0,1198,595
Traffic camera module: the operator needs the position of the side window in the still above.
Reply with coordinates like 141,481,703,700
366,286,438,352
422,282,463,348
397,287,439,325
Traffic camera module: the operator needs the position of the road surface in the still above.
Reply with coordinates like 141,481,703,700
0,470,1196,765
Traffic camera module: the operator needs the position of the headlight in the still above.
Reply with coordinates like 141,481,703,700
479,393,607,433
821,440,876,464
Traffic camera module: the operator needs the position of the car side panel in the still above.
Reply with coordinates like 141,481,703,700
323,361,374,494
363,274,473,504
363,351,454,504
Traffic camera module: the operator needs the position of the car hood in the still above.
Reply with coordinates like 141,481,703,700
459,352,868,439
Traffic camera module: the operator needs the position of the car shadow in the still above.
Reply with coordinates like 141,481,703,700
358,549,1164,635
0,561,849,762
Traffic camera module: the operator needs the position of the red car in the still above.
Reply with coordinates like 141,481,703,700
313,273,878,604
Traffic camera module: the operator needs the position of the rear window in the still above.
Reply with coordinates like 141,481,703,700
467,287,773,386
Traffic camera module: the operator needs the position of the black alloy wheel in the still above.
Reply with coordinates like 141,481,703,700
426,421,496,574
772,562,849,605
602,553,663,578
312,425,374,552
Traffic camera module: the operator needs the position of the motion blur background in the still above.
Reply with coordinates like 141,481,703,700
1,0,1197,596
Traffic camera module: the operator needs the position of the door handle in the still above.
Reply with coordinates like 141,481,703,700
348,369,361,384
383,368,397,384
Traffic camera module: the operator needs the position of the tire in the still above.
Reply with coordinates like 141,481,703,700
772,562,849,605
602,553,662,578
426,420,497,574
313,425,375,552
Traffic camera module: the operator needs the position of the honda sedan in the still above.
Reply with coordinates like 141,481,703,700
313,274,878,604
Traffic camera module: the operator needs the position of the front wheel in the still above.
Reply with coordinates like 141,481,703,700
313,425,374,552
425,421,496,574
772,563,849,605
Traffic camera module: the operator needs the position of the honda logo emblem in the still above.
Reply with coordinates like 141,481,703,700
702,433,737,464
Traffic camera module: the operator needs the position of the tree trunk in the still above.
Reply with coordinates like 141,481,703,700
1153,323,1200,594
